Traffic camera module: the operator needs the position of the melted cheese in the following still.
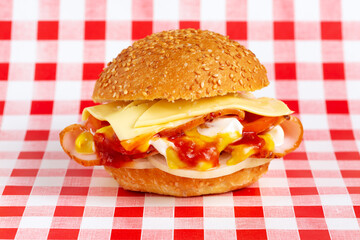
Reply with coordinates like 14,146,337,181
82,93,292,141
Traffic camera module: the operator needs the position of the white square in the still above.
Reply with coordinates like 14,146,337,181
142,217,174,229
200,0,226,21
204,218,236,230
320,194,353,206
265,218,297,229
248,41,274,63
154,0,179,20
58,41,84,63
294,0,320,21
6,81,34,101
346,81,360,100
27,195,59,206
295,41,322,62
258,178,289,188
105,41,131,62
304,140,333,152
344,41,360,62
10,41,37,63
40,159,69,169
248,0,272,21
81,217,113,229
309,160,339,170
19,217,52,228
85,196,116,207
326,218,360,230
298,81,324,100
253,80,276,98
315,178,345,187
51,115,79,130
106,0,132,20
55,81,81,100
1,115,29,130
60,0,85,20
261,196,293,206
342,0,360,21
300,115,329,130
0,177,8,186
203,195,234,206
33,177,64,187
13,0,39,20
90,177,118,187
0,141,23,151
145,196,175,206
45,141,63,152
267,158,285,170
351,115,360,129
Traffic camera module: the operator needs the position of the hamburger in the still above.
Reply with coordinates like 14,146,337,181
60,29,303,197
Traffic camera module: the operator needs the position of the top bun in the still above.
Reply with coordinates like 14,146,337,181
92,29,269,102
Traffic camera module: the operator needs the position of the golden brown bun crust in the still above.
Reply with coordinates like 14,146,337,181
104,163,269,197
93,29,268,102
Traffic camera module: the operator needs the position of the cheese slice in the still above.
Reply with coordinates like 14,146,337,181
135,93,293,127
82,93,293,141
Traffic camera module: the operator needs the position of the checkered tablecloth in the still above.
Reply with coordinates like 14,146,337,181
0,0,360,239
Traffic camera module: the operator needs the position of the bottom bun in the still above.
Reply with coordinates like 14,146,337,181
104,163,269,197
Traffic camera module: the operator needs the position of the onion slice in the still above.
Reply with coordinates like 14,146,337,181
148,153,272,179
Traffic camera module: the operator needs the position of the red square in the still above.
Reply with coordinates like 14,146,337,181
2,186,32,195
54,206,84,217
236,230,267,240
335,151,360,160
234,206,263,217
0,63,9,80
274,21,294,40
82,63,104,80
233,187,260,196
321,22,342,40
0,101,4,115
11,169,38,177
326,100,349,114
0,206,25,216
35,63,57,80
30,101,53,114
60,187,89,196
80,100,97,113
323,63,344,80
0,229,17,239
294,206,324,218
111,230,141,240
286,170,313,178
179,21,200,29
132,21,152,40
282,100,299,113
0,21,11,39
330,130,355,140
275,63,296,80
65,169,93,177
48,229,79,240
227,21,247,40
341,170,360,178
283,152,308,160
299,230,331,240
290,187,318,195
354,206,360,218
348,187,360,194
117,188,145,196
175,206,203,217
18,151,44,159
114,207,144,217
174,230,204,240
85,21,106,40
37,21,59,40
25,130,50,140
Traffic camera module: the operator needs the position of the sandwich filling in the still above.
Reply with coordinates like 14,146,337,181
60,93,302,177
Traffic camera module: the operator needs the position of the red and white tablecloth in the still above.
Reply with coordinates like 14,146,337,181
0,0,360,239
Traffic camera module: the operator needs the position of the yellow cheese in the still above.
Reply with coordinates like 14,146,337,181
135,93,293,128
82,93,293,141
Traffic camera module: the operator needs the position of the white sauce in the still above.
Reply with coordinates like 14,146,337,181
266,125,284,147
197,117,243,137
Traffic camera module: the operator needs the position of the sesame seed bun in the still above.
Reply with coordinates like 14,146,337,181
92,29,269,102
104,163,269,197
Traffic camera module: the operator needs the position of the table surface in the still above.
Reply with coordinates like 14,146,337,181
0,0,360,239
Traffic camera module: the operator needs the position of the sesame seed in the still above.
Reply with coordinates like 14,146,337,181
200,82,205,88
123,90,128,94
203,67,210,71
217,79,221,85
212,73,219,78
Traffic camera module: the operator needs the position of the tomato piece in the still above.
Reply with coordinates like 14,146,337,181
242,116,285,133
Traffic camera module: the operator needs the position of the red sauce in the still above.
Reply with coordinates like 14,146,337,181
232,132,265,148
168,134,219,168
84,115,109,132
